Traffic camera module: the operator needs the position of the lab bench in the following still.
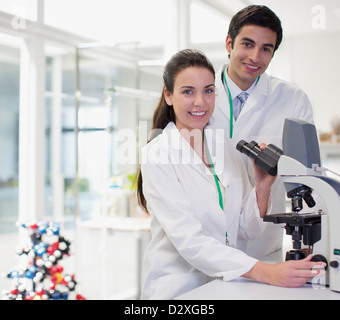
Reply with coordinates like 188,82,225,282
175,248,340,300
77,216,150,300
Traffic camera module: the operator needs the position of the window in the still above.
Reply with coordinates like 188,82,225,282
75,49,139,221
44,0,170,47
45,51,77,226
191,1,229,43
0,39,20,234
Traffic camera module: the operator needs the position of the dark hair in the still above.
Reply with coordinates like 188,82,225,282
228,5,283,53
136,49,215,212
152,49,215,134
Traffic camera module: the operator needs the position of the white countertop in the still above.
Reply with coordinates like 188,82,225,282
79,216,150,231
175,248,340,300
175,278,340,300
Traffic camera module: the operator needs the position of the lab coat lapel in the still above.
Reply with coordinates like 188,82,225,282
216,65,231,122
215,66,270,123
237,72,269,120
203,128,226,186
168,124,227,215
163,123,208,178
163,123,227,189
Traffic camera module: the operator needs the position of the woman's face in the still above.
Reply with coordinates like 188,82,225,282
164,67,215,133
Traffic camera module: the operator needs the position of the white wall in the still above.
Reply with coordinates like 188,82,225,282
270,31,340,134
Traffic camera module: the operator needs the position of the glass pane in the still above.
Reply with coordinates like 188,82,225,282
77,62,117,221
0,42,20,234
45,95,52,219
45,51,77,228
191,2,229,43
75,50,143,221
44,47,160,225
44,0,170,47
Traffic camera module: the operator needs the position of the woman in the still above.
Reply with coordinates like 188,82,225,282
137,49,324,300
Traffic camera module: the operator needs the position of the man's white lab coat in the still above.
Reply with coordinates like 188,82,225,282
208,65,314,259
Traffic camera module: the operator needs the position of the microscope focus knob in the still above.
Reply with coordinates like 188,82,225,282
311,255,328,270
330,261,339,269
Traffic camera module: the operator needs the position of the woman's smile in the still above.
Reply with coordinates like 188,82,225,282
188,111,208,119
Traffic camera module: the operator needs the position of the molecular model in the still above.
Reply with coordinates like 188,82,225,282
2,221,85,300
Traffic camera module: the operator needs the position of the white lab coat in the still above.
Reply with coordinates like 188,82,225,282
140,122,269,300
208,65,314,259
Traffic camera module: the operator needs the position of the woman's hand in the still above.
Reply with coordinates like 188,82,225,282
243,255,326,288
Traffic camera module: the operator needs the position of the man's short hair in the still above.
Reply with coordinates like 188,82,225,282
228,5,283,53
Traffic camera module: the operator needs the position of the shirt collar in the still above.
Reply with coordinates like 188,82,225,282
223,66,258,100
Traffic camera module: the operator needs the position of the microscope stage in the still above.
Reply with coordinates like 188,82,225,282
264,213,321,225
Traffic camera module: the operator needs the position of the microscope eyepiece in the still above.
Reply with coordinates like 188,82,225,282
236,140,261,160
236,140,283,176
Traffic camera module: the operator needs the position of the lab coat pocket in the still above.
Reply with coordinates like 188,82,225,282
224,177,243,247
150,272,209,300
225,177,243,211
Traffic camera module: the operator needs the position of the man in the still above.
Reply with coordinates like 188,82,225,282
208,5,314,259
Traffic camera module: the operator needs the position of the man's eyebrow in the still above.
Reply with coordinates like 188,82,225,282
263,43,274,48
241,37,274,48
241,37,255,44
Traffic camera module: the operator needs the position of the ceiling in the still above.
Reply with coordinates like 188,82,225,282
200,0,340,36
3,0,334,70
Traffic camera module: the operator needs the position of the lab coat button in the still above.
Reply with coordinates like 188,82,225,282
330,261,339,269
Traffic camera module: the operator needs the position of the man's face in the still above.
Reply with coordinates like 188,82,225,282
226,24,277,91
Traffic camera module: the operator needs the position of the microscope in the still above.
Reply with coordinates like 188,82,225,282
237,119,340,293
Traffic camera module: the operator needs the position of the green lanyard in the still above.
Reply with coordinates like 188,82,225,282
203,132,224,211
222,69,234,139
203,132,229,245
222,67,260,139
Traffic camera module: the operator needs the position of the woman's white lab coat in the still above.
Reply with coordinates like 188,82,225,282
140,122,269,300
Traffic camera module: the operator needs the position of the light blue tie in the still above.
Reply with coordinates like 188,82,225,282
234,92,249,120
